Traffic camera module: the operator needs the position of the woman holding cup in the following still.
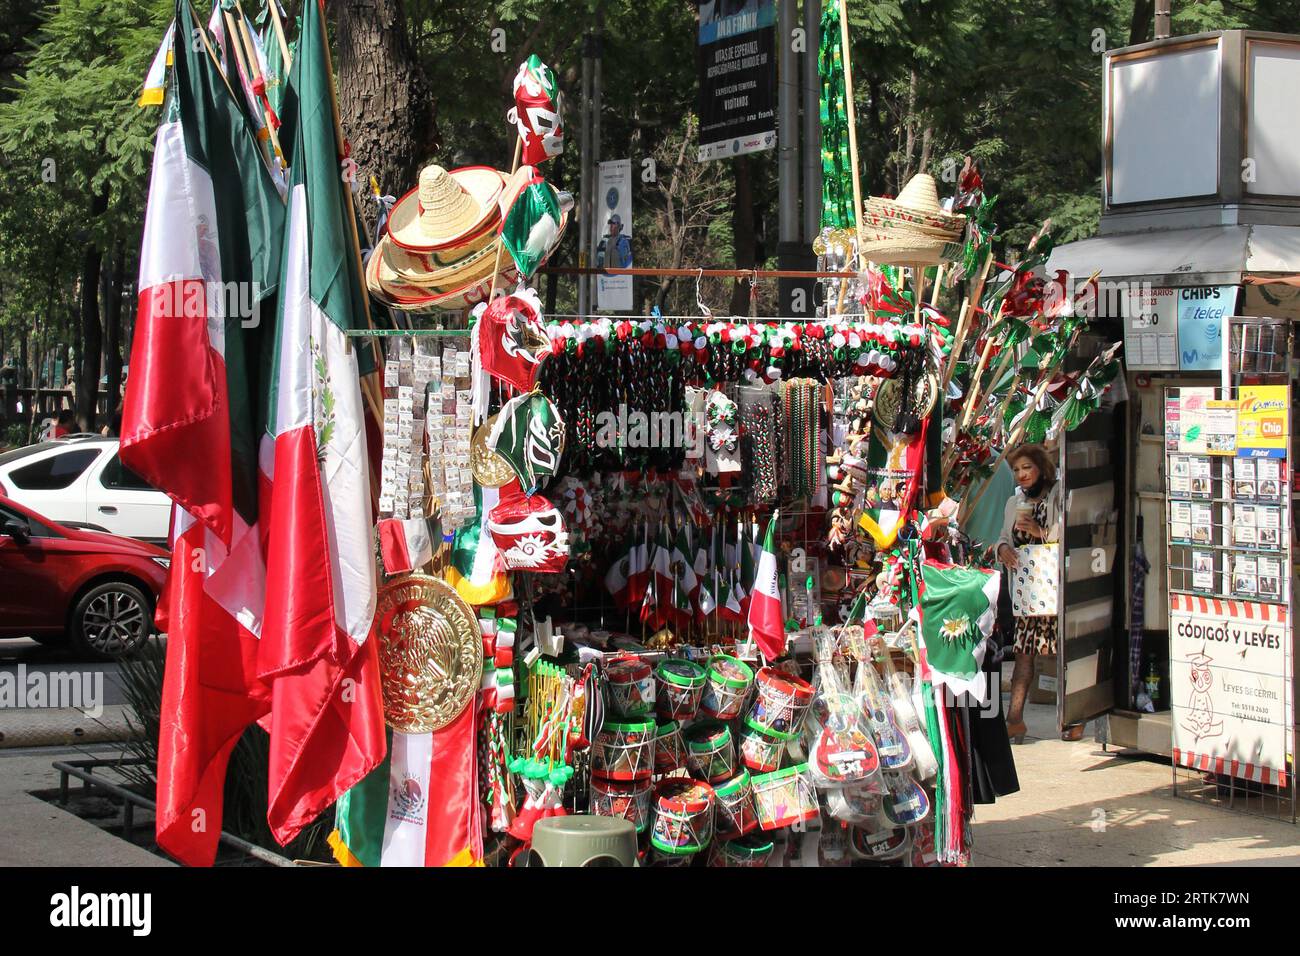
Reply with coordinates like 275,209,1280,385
996,444,1064,743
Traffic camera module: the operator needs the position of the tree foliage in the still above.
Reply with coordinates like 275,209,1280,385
2,0,1299,393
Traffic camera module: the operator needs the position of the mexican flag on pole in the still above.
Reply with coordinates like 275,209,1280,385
122,3,282,548
626,521,650,606
737,516,758,618
719,567,745,622
258,0,386,847
604,534,635,607
120,0,282,867
747,511,786,660
915,559,1000,705
377,516,435,575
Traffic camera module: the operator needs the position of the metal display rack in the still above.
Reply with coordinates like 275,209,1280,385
1163,384,1296,823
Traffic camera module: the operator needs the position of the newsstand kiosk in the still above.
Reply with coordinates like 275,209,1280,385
1048,29,1298,820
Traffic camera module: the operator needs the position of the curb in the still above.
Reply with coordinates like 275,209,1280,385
0,704,138,749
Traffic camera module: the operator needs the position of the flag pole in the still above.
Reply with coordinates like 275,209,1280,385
229,3,284,162
266,0,293,70
836,0,865,271
487,137,524,304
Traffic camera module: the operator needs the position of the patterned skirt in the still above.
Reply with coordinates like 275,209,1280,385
1013,614,1057,656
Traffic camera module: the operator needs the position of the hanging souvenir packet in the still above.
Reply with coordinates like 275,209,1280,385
875,634,939,781
806,689,882,790
881,771,931,826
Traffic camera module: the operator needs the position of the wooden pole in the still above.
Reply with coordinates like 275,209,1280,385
939,250,993,393
230,3,284,161
960,324,1084,516
836,0,866,270
958,311,1003,431
266,0,293,70
912,263,927,327
487,137,524,304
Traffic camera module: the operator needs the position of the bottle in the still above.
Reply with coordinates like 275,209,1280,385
1143,661,1161,710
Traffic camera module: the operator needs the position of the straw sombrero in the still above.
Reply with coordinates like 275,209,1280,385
864,174,965,235
386,165,505,252
857,173,966,266
368,184,572,314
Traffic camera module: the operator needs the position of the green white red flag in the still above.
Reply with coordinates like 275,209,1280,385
121,0,282,867
258,0,385,846
747,511,786,660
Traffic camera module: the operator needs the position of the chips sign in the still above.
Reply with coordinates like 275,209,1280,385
1236,385,1289,459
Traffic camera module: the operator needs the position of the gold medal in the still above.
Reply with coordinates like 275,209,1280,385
374,573,482,733
471,417,516,488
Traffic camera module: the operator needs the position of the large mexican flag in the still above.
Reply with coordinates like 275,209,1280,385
257,0,385,846
121,0,282,867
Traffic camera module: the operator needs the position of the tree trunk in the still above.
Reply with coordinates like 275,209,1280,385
77,257,102,431
104,244,125,418
729,156,757,316
1129,0,1153,45
333,0,436,216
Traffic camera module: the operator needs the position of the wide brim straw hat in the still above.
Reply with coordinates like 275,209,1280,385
367,201,571,313
863,173,965,236
386,165,506,252
858,234,964,267
381,234,504,289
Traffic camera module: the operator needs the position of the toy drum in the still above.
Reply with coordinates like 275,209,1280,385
746,667,815,739
654,658,706,721
708,832,773,867
685,721,736,784
649,778,715,856
654,720,688,775
604,657,655,720
649,848,695,867
589,777,654,833
751,763,819,831
699,655,753,721
590,719,656,782
739,723,785,773
713,770,758,838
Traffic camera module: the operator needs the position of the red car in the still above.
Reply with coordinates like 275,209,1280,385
0,495,168,660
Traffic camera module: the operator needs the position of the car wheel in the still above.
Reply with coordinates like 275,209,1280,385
71,581,153,660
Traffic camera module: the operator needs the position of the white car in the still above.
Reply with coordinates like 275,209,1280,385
0,436,171,544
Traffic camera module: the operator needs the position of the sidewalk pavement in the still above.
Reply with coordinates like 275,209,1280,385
973,701,1300,866
0,704,135,748
0,744,171,867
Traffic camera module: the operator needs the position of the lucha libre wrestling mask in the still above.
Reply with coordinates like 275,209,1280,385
472,287,552,393
488,492,571,573
506,55,564,165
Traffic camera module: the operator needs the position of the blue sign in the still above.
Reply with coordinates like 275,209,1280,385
1176,286,1238,371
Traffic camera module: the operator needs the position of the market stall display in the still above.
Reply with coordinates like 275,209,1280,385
126,0,1121,869
321,30,1122,865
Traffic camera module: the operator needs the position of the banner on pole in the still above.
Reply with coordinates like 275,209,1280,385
596,158,633,313
696,0,777,161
